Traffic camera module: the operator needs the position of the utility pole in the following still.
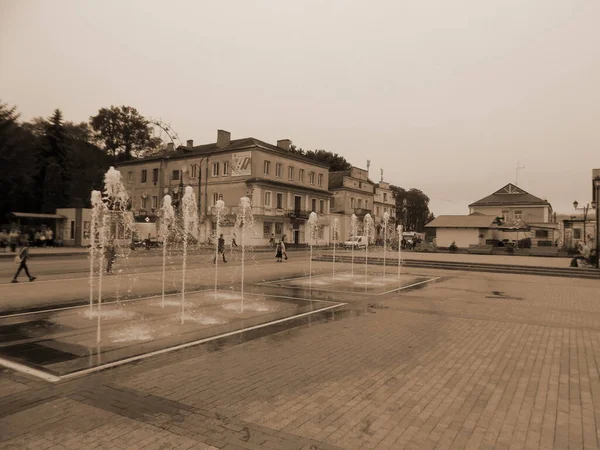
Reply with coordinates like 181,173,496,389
516,161,525,186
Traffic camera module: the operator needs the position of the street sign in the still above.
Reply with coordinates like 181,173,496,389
145,217,150,223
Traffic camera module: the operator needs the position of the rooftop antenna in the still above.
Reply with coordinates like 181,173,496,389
367,160,371,178
380,168,384,183
516,161,525,186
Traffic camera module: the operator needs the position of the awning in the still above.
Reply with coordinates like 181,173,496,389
7,212,66,220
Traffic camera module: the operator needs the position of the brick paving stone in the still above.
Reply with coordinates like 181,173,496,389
3,269,600,449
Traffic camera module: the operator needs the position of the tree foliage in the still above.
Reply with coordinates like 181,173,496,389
90,105,161,162
390,185,432,232
0,102,112,220
288,145,351,171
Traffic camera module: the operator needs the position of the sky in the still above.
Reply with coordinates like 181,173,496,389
1,0,599,216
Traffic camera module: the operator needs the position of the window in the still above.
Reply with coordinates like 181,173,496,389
318,173,323,187
319,200,325,213
318,226,324,239
288,166,294,180
365,200,368,209
311,198,317,212
141,196,147,209
264,161,271,175
127,171,133,182
309,172,315,185
264,191,272,207
152,168,159,183
223,161,229,175
213,192,223,205
141,170,147,183
172,170,180,181
275,223,283,235
276,193,283,209
383,193,387,202
350,198,355,208
299,169,305,182
276,163,283,178
574,228,582,239
212,162,220,177
357,199,363,208
263,222,272,238
514,210,523,220
70,221,75,240
535,229,549,238
331,197,335,209
502,210,509,221
376,207,380,215
151,196,158,209
384,207,387,214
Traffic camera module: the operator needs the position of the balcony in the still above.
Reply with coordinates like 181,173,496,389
207,206,325,221
352,208,372,217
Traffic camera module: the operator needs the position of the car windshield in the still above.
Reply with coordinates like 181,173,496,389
348,237,360,241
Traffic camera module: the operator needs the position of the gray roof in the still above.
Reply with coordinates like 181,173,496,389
425,215,498,228
469,183,550,207
117,137,330,169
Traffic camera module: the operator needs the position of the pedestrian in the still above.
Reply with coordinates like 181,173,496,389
269,233,275,248
46,228,54,247
8,230,18,253
105,241,117,274
275,240,283,262
231,232,238,247
281,236,288,261
570,241,591,267
213,233,227,263
11,241,36,283
0,229,7,253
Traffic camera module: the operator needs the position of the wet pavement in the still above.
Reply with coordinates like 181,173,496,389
1,259,600,449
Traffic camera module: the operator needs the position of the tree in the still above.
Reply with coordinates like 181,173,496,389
288,145,351,171
0,102,40,218
90,105,160,162
390,185,432,232
41,163,65,213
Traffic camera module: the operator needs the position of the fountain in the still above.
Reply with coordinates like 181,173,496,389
332,217,340,280
160,195,175,308
94,167,133,343
235,197,254,312
213,200,226,301
382,211,390,278
180,186,198,324
89,190,103,317
397,224,403,279
363,214,374,291
308,212,319,293
350,213,358,276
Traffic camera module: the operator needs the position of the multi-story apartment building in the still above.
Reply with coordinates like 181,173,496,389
373,178,396,241
329,167,375,242
117,130,332,245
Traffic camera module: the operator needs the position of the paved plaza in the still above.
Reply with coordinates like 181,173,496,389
1,255,600,449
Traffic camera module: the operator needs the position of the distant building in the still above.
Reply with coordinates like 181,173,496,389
117,130,332,245
373,179,396,242
329,167,375,242
427,183,559,248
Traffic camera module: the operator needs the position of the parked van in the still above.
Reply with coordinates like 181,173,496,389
344,236,367,250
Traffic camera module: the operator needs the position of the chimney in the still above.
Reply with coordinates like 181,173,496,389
217,129,231,148
277,139,292,151
187,139,193,149
166,142,174,152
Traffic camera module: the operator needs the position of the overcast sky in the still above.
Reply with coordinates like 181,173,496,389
2,0,599,215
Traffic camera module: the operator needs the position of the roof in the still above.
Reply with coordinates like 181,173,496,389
425,215,498,228
117,137,330,169
469,183,550,207
245,178,333,196
8,212,66,220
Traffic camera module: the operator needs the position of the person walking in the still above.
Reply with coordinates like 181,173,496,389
8,229,18,253
11,242,36,283
231,232,238,247
213,233,227,263
0,229,7,253
281,236,288,261
105,241,117,274
275,240,283,262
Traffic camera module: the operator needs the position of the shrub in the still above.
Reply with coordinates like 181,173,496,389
449,241,458,252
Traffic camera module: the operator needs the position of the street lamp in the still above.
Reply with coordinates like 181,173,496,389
594,175,600,268
573,200,591,244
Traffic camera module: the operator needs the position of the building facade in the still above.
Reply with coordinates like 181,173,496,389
329,167,375,243
117,130,332,245
373,180,396,242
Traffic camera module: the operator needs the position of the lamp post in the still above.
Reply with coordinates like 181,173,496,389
573,200,591,244
594,175,600,268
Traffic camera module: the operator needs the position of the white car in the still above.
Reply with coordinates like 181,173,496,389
344,236,367,250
